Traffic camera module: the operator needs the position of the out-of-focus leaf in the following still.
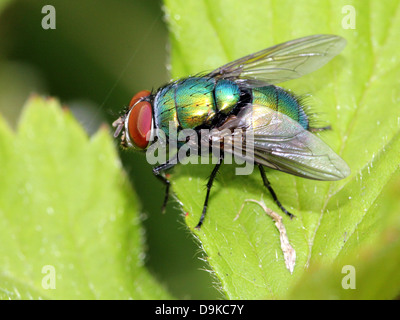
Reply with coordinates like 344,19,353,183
0,96,171,299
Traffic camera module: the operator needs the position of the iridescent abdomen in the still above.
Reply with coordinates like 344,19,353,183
252,86,309,129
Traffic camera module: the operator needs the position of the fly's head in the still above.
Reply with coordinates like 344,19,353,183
112,90,153,150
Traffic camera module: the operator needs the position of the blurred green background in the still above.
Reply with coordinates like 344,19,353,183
0,0,219,299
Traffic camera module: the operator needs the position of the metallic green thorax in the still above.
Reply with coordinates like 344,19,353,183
153,77,308,137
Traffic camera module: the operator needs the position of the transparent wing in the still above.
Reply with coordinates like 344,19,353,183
211,104,350,180
208,34,346,85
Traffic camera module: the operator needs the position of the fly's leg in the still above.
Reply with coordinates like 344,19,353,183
195,155,224,230
153,156,179,213
258,164,295,219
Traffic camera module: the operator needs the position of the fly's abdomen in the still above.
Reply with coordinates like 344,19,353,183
252,85,309,129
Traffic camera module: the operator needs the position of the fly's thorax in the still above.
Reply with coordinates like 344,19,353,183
175,77,216,129
153,77,242,137
153,83,179,137
214,79,241,114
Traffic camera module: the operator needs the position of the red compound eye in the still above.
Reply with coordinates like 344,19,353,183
129,90,151,109
127,101,153,149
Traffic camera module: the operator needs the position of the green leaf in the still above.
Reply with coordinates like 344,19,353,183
288,173,400,299
0,96,171,299
164,0,400,299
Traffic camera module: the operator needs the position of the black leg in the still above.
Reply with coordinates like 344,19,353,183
195,156,224,230
258,164,295,219
153,157,178,213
